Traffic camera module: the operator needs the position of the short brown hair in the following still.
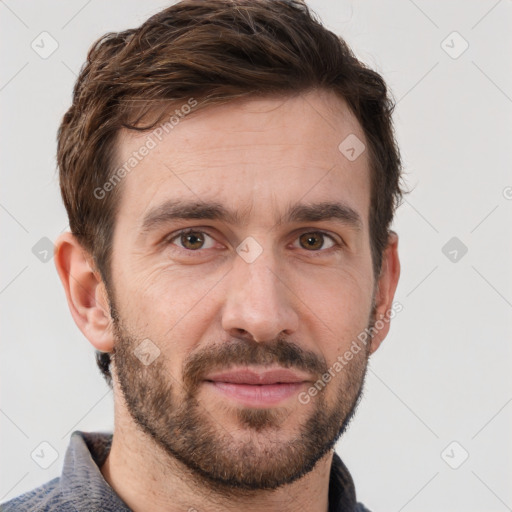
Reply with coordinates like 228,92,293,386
57,0,406,387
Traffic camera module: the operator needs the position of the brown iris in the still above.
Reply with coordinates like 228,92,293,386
299,232,324,250
180,231,205,250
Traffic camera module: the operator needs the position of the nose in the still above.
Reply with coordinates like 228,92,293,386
220,242,299,343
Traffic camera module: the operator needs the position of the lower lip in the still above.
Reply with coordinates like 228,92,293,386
204,381,306,407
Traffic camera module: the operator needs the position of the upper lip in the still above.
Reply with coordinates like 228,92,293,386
204,367,312,385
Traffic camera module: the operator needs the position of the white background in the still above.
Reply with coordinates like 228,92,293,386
1,1,511,510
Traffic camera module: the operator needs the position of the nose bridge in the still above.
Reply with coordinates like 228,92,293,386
221,236,298,342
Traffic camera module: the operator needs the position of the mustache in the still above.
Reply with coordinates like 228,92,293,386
181,337,328,393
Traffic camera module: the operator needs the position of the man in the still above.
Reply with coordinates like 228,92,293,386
1,0,403,510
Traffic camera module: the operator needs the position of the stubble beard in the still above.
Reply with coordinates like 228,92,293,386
109,299,374,497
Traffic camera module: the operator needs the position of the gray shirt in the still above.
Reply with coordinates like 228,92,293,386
1,431,371,511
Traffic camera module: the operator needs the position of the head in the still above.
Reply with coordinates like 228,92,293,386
55,0,404,492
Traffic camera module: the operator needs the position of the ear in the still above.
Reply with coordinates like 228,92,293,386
369,230,401,355
54,232,115,352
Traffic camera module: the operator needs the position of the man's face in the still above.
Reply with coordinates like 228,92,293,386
107,90,377,491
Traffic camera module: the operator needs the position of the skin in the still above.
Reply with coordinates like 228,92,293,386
54,88,400,512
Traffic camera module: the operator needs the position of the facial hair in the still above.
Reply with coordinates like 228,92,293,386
108,293,375,498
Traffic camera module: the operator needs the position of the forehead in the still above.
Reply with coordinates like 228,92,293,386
112,90,371,233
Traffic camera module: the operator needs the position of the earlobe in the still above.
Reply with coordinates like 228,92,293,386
54,232,115,353
369,230,401,355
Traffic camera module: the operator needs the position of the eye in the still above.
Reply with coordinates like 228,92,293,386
167,228,217,251
165,228,341,255
294,231,338,252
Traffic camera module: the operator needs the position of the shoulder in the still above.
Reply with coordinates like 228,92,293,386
354,502,372,512
0,476,68,511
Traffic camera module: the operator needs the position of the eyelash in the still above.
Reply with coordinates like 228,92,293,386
164,227,342,256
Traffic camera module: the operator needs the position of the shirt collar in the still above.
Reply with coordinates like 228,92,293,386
328,449,359,511
60,431,131,511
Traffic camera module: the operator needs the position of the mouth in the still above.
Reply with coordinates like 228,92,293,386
203,367,312,407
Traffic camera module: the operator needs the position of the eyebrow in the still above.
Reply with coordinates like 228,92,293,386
139,199,363,237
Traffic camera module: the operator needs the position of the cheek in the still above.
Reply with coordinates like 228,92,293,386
299,257,372,302
116,263,222,368
296,266,374,353
120,256,221,315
